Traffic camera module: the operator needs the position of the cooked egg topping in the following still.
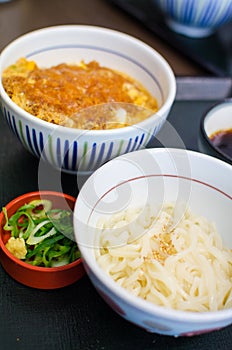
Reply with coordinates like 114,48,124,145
2,58,158,129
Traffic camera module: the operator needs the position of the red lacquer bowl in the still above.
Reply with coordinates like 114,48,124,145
0,191,85,289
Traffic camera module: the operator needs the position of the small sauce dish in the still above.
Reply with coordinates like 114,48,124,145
199,99,232,165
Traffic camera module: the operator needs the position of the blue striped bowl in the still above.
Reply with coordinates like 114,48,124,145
154,0,232,37
0,26,176,174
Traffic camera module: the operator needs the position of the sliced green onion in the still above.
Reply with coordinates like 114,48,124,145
26,224,56,245
2,199,80,268
3,208,35,239
2,207,13,231
26,199,52,218
26,234,65,259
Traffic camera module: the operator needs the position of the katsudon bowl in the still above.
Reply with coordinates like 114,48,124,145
0,25,176,174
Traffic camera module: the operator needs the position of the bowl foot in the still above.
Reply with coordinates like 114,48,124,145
166,19,214,38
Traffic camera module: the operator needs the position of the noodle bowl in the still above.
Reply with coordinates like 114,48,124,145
74,148,232,336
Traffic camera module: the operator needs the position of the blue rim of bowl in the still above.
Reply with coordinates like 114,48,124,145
26,44,164,103
200,98,232,165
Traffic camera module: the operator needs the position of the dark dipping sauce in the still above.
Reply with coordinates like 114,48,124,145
210,128,232,159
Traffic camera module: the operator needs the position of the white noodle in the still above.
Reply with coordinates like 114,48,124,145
96,204,232,312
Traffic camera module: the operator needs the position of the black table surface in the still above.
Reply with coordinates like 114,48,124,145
110,0,232,77
0,77,232,350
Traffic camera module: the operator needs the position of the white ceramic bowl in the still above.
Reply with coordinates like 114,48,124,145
73,148,232,336
0,25,176,174
199,99,232,165
153,0,232,38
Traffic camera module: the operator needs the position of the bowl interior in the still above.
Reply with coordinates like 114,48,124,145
74,148,232,251
0,25,176,111
203,101,232,137
201,100,232,162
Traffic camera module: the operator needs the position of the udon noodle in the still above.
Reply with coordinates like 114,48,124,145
95,204,232,312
